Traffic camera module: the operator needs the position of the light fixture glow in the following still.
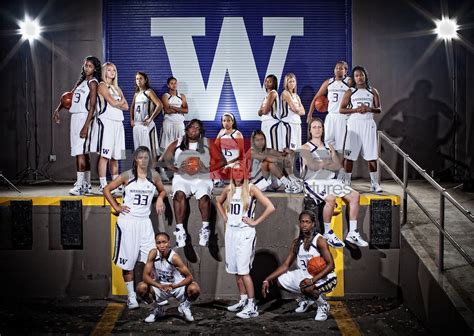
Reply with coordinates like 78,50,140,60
435,17,458,40
19,16,42,42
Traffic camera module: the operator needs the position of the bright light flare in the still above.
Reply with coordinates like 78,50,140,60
435,17,458,40
19,16,42,42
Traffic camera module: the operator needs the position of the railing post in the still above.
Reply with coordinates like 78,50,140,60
377,131,382,184
403,155,408,226
439,193,445,271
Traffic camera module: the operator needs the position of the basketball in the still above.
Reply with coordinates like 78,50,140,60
61,91,73,109
314,96,329,113
307,256,327,276
186,157,201,175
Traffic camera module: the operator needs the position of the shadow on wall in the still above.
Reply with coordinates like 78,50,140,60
378,79,455,179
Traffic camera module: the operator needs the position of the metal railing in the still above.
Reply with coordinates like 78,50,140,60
377,131,474,271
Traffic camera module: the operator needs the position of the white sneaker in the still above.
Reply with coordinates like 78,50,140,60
213,179,225,188
236,302,259,319
315,302,330,321
127,293,139,309
160,170,169,182
174,229,187,248
83,182,93,195
144,305,165,323
295,297,315,313
227,299,247,312
371,182,383,193
112,185,123,196
284,181,300,194
69,182,85,196
323,230,345,248
198,227,210,247
345,229,369,247
178,302,194,322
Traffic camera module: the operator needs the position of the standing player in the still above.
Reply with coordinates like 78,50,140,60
258,74,280,150
161,119,225,248
130,72,164,177
262,210,337,321
103,146,167,309
340,66,382,192
301,119,368,247
96,62,128,193
216,163,275,318
137,232,201,322
53,56,103,195
280,73,305,151
307,61,352,181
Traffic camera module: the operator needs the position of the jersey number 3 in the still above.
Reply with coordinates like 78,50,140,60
133,194,149,206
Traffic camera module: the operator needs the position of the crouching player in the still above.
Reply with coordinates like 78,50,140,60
137,232,201,322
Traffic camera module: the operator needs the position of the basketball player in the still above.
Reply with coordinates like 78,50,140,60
103,146,167,309
160,76,187,152
216,163,275,318
137,232,201,322
161,119,225,248
280,73,305,151
130,72,164,179
258,74,280,150
262,210,336,321
247,130,301,193
340,66,382,192
301,118,368,248
213,112,244,187
96,62,128,194
308,61,353,181
53,56,104,195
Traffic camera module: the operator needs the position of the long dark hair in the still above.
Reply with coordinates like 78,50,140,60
251,130,267,152
293,210,318,254
132,146,153,179
352,65,371,89
265,74,278,91
307,117,325,144
135,71,151,92
179,119,206,153
76,56,102,87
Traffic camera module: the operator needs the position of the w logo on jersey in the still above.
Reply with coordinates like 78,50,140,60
119,258,128,265
102,148,110,155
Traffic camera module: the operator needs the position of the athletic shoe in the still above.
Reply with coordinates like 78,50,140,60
69,183,85,196
83,182,93,195
178,302,194,322
127,293,139,309
323,230,345,248
227,299,247,312
198,227,210,247
315,302,330,321
236,302,259,319
174,229,187,248
284,181,300,194
213,179,225,188
371,182,383,193
345,229,369,247
290,180,303,193
98,185,106,195
144,305,165,323
160,170,169,182
111,185,123,196
295,297,315,313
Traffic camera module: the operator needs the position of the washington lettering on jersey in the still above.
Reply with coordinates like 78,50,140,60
121,170,158,218
327,76,351,114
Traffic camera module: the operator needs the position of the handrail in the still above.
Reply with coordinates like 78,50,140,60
378,131,474,270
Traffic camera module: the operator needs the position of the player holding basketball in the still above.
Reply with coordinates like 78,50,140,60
216,163,275,318
262,210,336,321
340,66,382,192
96,62,128,194
258,74,280,150
161,119,225,248
103,146,167,309
137,232,201,322
53,56,104,195
280,73,305,151
307,61,352,181
301,118,368,248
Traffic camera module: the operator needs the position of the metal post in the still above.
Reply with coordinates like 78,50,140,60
377,131,382,183
403,156,408,226
439,193,445,271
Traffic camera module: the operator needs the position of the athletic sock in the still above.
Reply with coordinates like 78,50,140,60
345,172,352,183
125,281,135,296
77,172,85,186
202,221,209,230
240,294,248,302
99,177,107,187
369,171,378,185
324,222,331,235
349,220,357,233
84,171,91,184
316,296,326,306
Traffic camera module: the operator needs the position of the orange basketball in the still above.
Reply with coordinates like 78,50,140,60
186,157,200,175
307,256,327,276
314,96,329,113
61,91,73,109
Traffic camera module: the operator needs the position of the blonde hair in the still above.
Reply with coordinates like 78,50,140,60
225,163,250,214
102,62,119,95
284,73,297,94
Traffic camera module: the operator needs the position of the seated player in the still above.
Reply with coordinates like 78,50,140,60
262,210,337,321
137,232,201,322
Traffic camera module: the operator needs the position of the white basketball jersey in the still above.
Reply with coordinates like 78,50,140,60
227,186,257,229
297,234,322,271
121,170,157,218
303,141,336,180
134,91,155,122
260,89,279,121
219,130,240,163
69,78,99,114
280,91,302,124
349,87,374,120
173,137,211,177
98,84,124,121
327,76,351,114
164,92,185,122
153,250,184,285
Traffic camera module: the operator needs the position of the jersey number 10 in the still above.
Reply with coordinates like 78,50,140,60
230,203,241,215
